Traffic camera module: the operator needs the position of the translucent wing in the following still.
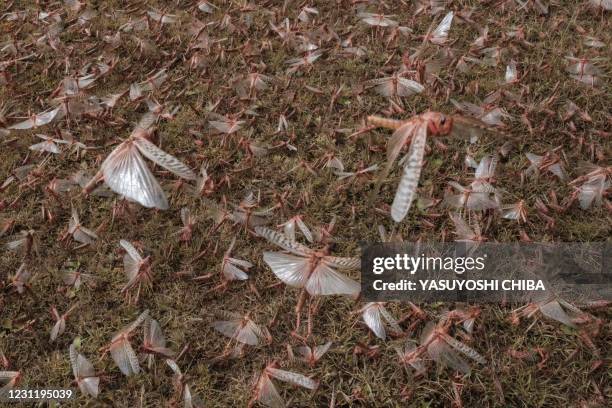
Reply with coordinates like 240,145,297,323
266,368,318,390
305,262,360,296
474,155,497,179
211,320,240,340
397,78,424,96
30,140,61,153
431,11,453,44
313,341,333,360
362,304,386,339
223,261,249,281
449,115,490,141
427,337,471,374
8,107,61,130
69,344,96,378
466,193,498,210
73,226,98,244
120,240,143,263
235,320,263,346
144,317,167,349
80,376,99,398
50,319,65,341
110,338,140,376
391,123,427,222
113,310,149,340
166,359,182,376
258,375,284,408
440,333,487,364
505,60,518,83
370,121,417,203
256,226,313,256
539,300,575,328
102,142,168,209
449,213,477,240
379,305,402,333
133,136,196,180
69,345,99,397
262,252,311,288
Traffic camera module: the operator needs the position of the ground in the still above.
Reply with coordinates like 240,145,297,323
0,1,610,407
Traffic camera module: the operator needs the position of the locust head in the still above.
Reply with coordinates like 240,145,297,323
427,113,453,136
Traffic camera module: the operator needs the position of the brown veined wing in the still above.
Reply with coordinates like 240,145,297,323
391,122,428,222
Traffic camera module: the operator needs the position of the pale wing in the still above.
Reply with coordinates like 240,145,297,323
374,81,396,97
50,319,65,341
397,78,424,96
133,136,196,180
539,300,575,328
9,107,61,130
223,262,249,281
255,226,313,256
391,124,427,222
313,341,333,360
258,375,284,408
475,156,496,179
283,220,296,241
466,193,498,210
323,256,360,270
145,318,166,348
102,142,168,209
449,213,475,240
69,344,80,377
73,228,95,244
380,306,402,333
110,339,140,376
369,121,417,203
211,320,241,339
120,240,143,263
427,338,471,374
30,141,60,153
76,353,96,378
266,368,318,390
228,257,253,269
80,376,99,397
362,304,386,339
431,11,453,44
305,262,360,296
296,217,313,243
123,310,149,335
441,333,487,364
235,322,261,346
166,359,182,375
262,252,311,288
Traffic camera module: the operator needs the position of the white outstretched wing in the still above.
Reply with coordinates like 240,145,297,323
262,252,311,288
102,142,168,209
305,262,360,296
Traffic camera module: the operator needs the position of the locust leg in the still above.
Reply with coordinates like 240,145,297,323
82,169,104,194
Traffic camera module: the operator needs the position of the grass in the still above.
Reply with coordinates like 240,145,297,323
1,1,611,407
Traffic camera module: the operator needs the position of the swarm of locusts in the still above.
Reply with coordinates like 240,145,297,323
1,1,610,407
